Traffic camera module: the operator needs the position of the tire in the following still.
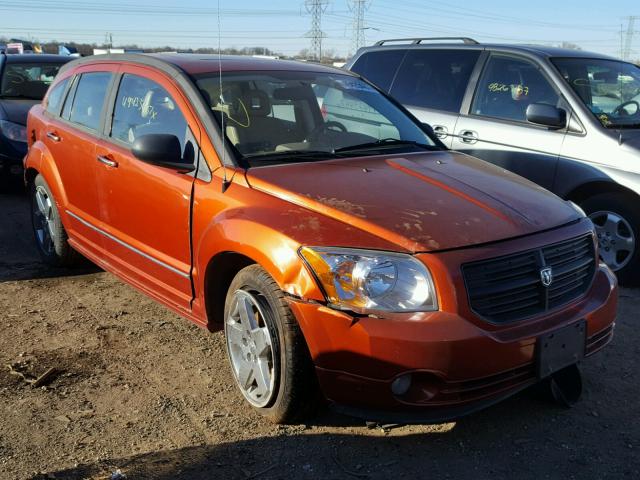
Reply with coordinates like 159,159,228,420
30,174,80,267
580,192,640,285
223,264,319,423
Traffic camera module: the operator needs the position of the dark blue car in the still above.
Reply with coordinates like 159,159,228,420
0,53,72,189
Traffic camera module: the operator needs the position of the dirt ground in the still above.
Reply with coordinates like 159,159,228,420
0,190,638,480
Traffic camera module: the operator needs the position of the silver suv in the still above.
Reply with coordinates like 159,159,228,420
347,38,640,284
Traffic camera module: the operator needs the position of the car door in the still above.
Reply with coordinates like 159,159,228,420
94,67,198,312
453,53,567,191
387,48,482,147
43,68,115,258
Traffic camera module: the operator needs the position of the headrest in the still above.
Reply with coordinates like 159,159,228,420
241,90,271,117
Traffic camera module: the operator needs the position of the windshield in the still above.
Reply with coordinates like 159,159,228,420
0,63,63,100
552,57,640,128
195,70,438,165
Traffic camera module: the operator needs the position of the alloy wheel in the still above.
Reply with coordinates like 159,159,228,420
33,185,56,255
225,289,276,407
589,210,635,271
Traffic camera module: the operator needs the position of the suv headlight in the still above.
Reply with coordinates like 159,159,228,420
300,247,438,313
0,120,27,143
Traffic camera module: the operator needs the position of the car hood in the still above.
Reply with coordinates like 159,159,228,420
246,151,579,253
0,99,39,125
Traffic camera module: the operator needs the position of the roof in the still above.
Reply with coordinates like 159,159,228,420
59,53,351,76
359,41,620,62
3,53,73,64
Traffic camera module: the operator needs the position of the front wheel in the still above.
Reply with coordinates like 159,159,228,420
223,264,319,423
580,192,639,285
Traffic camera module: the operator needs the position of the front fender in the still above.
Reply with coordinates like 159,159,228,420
195,210,324,302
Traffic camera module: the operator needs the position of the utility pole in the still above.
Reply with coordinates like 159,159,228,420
622,16,638,61
304,0,329,62
349,0,371,55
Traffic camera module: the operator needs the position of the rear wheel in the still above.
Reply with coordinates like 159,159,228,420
31,174,80,267
223,264,318,423
580,192,639,285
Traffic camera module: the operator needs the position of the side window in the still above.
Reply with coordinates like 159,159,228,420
45,77,70,115
389,49,480,113
350,50,406,91
68,72,112,131
472,55,560,123
111,74,189,160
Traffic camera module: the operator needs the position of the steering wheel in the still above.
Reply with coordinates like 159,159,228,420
306,120,348,141
612,100,640,117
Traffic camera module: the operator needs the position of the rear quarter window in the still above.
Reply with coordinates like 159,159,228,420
350,49,406,91
45,77,70,115
389,49,481,113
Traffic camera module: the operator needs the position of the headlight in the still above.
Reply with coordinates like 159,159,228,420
299,247,438,313
0,120,27,143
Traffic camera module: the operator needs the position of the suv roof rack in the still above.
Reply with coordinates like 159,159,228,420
374,37,479,46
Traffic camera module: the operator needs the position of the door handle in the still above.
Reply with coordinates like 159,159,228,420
432,124,448,139
97,155,118,168
459,130,479,144
46,132,60,142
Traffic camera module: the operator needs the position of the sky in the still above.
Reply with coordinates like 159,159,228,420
0,0,638,59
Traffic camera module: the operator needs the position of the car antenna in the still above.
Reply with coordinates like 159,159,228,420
218,0,231,193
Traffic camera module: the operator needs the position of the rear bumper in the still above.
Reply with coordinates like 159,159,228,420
288,263,617,423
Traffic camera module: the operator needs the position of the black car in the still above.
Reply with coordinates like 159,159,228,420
0,53,72,189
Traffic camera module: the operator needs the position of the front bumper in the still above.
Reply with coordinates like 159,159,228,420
288,221,618,423
0,137,27,179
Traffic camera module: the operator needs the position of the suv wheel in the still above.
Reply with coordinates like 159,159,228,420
31,174,80,267
580,192,639,284
223,264,319,423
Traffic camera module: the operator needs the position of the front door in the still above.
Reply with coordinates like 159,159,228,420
95,68,198,312
454,54,567,191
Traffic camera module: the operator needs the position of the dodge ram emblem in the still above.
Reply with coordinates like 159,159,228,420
540,267,554,287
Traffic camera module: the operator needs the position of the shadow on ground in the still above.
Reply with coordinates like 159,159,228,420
31,385,639,480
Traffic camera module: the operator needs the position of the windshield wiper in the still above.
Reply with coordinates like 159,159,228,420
333,138,436,154
244,149,339,164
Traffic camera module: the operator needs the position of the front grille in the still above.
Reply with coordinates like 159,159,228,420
463,234,596,323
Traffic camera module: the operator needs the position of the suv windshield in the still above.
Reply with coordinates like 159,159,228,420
0,63,63,100
552,57,640,129
195,70,438,165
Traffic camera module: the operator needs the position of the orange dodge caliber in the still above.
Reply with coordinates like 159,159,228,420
25,54,617,424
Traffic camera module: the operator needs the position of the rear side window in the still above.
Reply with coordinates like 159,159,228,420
351,50,406,91
110,74,190,159
472,55,560,123
389,49,481,113
45,77,70,115
68,72,112,131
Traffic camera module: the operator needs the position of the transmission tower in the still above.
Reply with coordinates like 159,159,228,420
349,0,371,55
622,16,639,61
305,0,329,61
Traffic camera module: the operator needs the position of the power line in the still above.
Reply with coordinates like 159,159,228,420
304,0,329,61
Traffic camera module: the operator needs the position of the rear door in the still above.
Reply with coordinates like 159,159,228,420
42,67,115,258
94,66,198,312
453,53,567,191
387,48,482,147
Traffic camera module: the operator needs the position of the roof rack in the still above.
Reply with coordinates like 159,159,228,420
374,37,479,46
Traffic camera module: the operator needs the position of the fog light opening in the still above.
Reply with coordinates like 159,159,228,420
391,374,412,396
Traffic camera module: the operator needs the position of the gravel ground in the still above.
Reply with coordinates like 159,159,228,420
0,191,638,480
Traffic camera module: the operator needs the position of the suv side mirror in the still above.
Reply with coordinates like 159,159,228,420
526,103,567,129
131,134,195,173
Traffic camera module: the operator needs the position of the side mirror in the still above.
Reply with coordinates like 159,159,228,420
131,134,195,172
421,122,436,137
526,103,567,129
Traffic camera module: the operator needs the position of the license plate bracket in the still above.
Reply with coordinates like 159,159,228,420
536,320,586,379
